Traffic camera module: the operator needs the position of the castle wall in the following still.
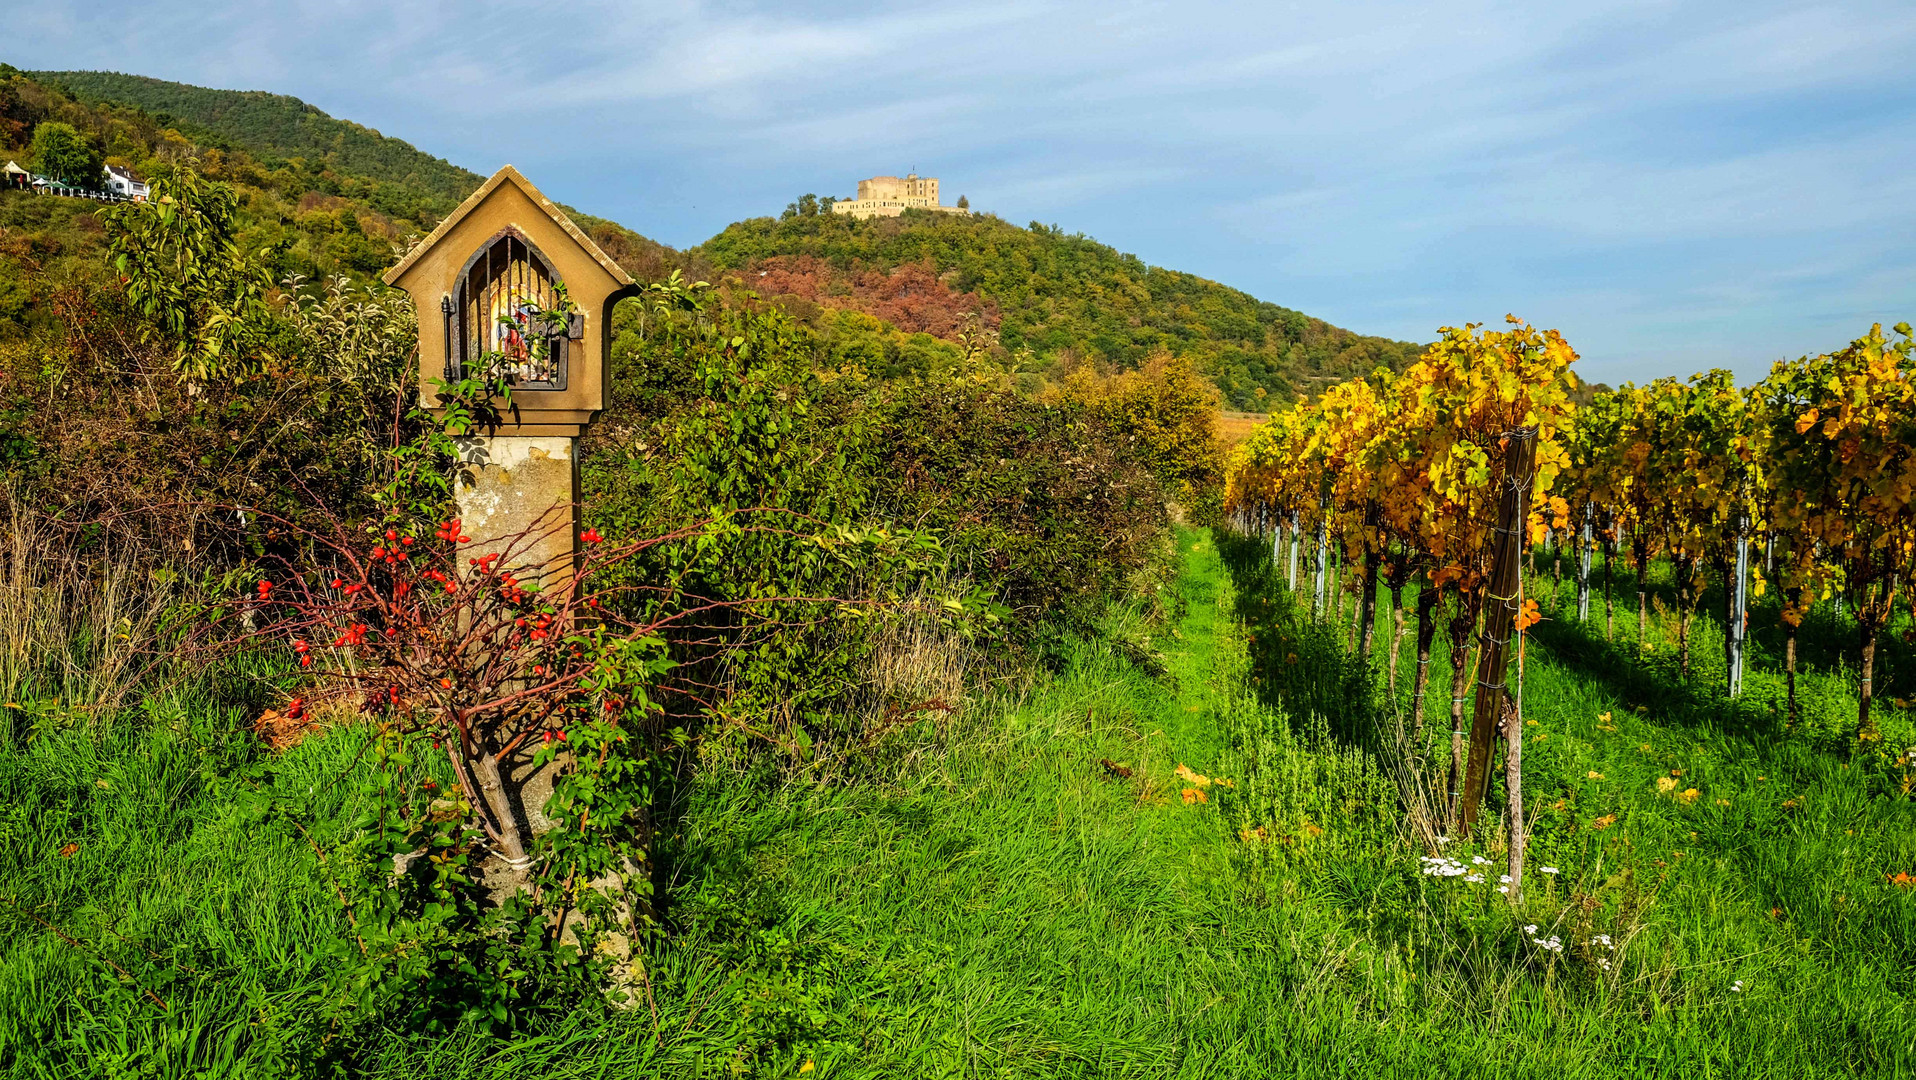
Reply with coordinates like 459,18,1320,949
833,173,964,220
831,200,967,220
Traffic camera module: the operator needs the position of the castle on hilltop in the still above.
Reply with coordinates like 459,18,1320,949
830,173,970,220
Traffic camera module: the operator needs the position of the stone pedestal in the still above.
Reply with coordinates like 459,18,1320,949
455,435,579,595
455,434,578,860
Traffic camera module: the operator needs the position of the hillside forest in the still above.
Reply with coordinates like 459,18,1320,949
0,64,1912,1080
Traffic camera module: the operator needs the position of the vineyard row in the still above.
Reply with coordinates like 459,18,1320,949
1222,318,1916,869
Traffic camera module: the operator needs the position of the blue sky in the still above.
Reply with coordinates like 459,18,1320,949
15,0,1916,385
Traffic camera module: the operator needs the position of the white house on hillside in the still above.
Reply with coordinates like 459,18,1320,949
105,164,149,201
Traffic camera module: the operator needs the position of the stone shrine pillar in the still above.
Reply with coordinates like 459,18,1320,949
383,165,637,852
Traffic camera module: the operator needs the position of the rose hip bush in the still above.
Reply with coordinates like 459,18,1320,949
213,497,957,1035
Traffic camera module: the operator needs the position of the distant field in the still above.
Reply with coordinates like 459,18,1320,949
1218,409,1269,446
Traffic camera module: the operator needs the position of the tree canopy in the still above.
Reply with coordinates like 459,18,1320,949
28,121,102,187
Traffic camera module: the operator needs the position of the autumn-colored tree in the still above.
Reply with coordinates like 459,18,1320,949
1226,317,1578,840
1063,350,1225,512
1225,317,1579,898
1561,389,1634,639
1763,324,1916,739
1628,374,1763,678
1399,320,1575,820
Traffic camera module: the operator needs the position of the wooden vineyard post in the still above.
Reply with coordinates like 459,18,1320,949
1728,515,1750,697
1505,569,1528,905
1576,500,1593,622
1459,426,1538,836
1604,528,1616,640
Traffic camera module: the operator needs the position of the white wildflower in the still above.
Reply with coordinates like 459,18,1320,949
1540,866,1559,875
1464,873,1484,884
1471,856,1490,865
1523,924,1538,935
1731,980,1744,993
1499,874,1512,884
1497,885,1509,894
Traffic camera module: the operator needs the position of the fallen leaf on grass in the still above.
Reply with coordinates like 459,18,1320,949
1591,814,1618,830
1181,787,1209,804
1175,763,1212,788
58,843,78,858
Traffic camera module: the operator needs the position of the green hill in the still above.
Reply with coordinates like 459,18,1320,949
698,210,1423,408
31,69,479,217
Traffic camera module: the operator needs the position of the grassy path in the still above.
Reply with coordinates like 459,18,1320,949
652,526,1261,1076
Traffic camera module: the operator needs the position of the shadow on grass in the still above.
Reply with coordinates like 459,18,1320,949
1521,615,1786,744
1215,531,1383,750
1534,552,1916,705
1214,532,1827,755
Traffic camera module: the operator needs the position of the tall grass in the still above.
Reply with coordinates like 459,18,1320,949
3,526,1915,1076
0,501,184,724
